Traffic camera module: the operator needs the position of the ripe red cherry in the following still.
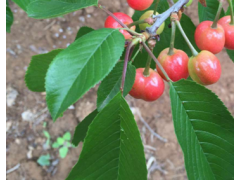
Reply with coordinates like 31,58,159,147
195,21,225,54
129,68,165,102
104,12,136,40
188,50,221,85
127,0,153,11
156,48,189,82
218,15,234,50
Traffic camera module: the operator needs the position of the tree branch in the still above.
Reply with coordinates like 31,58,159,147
146,0,189,35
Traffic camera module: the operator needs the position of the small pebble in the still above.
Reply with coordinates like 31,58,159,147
79,16,85,22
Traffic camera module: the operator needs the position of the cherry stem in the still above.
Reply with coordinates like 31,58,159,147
127,19,146,28
143,53,152,76
154,0,160,15
129,46,135,61
211,1,223,29
121,43,134,94
168,21,176,55
130,47,141,64
118,28,141,36
175,20,198,57
227,0,234,25
142,41,172,82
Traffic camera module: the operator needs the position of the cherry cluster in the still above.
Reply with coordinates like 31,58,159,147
103,0,234,102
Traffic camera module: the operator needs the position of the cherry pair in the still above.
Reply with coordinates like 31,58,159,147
195,16,234,54
156,48,221,86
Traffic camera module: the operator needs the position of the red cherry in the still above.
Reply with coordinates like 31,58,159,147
104,12,136,40
218,15,234,50
195,21,225,54
129,68,165,101
156,48,189,82
127,0,153,11
188,50,221,85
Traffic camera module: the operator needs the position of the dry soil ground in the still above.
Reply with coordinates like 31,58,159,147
6,0,234,180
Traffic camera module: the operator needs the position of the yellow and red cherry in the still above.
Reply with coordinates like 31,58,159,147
156,48,189,82
188,50,221,85
127,0,153,11
104,12,136,40
195,21,225,54
129,68,165,102
139,10,165,35
218,15,234,50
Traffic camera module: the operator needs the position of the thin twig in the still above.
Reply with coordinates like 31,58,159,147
135,109,168,143
147,156,156,170
148,159,168,178
44,20,56,31
146,0,189,35
144,145,157,151
6,163,21,174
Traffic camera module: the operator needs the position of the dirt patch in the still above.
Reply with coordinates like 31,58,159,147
6,0,233,180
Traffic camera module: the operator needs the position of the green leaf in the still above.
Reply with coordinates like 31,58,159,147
66,141,72,148
27,0,98,19
72,109,98,146
130,0,198,68
6,5,14,33
198,0,225,22
45,28,125,121
12,0,32,11
75,26,94,41
52,142,60,148
226,49,234,62
37,154,50,166
170,80,234,180
63,132,71,141
43,122,47,128
67,93,147,180
25,49,63,92
57,137,65,145
97,61,136,111
43,130,50,139
225,0,234,62
59,146,69,158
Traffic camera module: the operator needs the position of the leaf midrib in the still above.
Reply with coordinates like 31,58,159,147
99,75,122,111
171,83,216,180
52,30,117,120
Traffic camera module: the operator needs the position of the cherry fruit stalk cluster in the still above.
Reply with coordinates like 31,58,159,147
103,0,234,101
